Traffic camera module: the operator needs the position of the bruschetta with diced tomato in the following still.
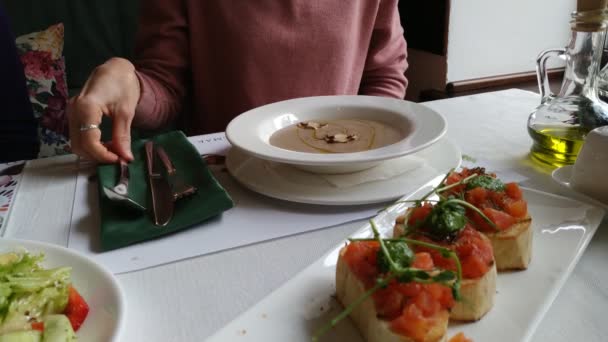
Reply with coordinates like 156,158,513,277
441,167,532,270
336,244,452,342
314,223,463,342
394,202,496,322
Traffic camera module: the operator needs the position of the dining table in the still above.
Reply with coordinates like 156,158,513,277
2,88,607,342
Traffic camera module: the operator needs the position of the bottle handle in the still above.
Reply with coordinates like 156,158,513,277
536,48,566,103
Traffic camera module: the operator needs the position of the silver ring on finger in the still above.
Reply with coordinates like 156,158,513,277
79,124,100,132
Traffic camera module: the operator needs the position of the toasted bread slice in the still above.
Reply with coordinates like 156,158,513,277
336,247,448,342
449,261,496,321
393,223,496,321
486,215,532,270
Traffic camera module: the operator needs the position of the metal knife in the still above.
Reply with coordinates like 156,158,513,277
145,141,174,227
155,145,197,200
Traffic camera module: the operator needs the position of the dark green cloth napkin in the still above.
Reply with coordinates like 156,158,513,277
97,131,234,251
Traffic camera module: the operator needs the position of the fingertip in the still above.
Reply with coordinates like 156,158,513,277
101,152,120,164
112,141,134,162
123,150,135,162
82,137,120,164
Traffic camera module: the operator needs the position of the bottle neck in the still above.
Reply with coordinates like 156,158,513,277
559,28,607,98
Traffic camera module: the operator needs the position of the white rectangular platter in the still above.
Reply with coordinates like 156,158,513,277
208,183,605,342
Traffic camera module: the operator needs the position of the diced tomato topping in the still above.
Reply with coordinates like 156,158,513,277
469,207,514,232
465,187,488,207
489,190,507,208
420,246,457,272
390,303,431,342
425,283,444,301
444,172,465,195
446,172,462,185
412,290,441,317
483,208,515,230
408,204,433,227
460,253,491,279
344,241,455,340
415,226,493,279
395,282,421,298
373,283,404,320
64,286,90,331
505,182,523,200
444,169,528,234
31,322,44,331
468,211,491,232
426,283,455,308
456,227,494,278
411,252,434,270
449,332,474,342
343,241,380,287
503,199,528,218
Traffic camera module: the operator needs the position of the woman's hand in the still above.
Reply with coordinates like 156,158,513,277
67,57,141,163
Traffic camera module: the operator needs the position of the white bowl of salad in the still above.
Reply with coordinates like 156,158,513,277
0,239,125,342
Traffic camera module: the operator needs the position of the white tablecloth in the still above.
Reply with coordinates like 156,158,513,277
5,89,608,342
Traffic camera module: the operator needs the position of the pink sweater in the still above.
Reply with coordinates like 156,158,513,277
133,0,408,135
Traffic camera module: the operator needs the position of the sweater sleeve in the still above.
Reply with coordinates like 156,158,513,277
358,0,408,99
132,0,189,130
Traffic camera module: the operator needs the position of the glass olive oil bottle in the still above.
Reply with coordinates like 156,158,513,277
528,9,608,167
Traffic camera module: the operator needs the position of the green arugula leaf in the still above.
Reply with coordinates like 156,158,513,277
376,241,414,273
411,270,431,280
428,201,467,239
466,175,505,191
397,269,431,283
432,270,456,283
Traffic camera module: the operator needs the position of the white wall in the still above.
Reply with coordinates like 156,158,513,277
447,0,575,82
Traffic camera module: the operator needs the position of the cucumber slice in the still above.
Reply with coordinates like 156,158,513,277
0,330,42,342
41,315,75,342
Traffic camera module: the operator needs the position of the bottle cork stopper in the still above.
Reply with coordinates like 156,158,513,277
578,0,608,12
575,0,608,31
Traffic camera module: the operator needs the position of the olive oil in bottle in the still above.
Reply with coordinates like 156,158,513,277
527,125,587,167
528,9,608,167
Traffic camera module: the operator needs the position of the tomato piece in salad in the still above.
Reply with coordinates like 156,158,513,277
31,321,44,331
64,286,90,331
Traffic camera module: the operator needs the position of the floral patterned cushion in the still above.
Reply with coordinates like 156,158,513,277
15,23,70,158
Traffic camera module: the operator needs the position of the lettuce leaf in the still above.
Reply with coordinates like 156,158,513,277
0,252,71,334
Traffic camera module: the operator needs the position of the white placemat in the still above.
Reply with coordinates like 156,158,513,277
0,162,25,235
67,133,391,274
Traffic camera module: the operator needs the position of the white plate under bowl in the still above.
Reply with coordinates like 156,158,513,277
226,138,461,205
208,187,606,342
552,165,608,210
225,95,447,173
0,239,125,341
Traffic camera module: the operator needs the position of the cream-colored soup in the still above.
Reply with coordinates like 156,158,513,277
269,119,405,153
